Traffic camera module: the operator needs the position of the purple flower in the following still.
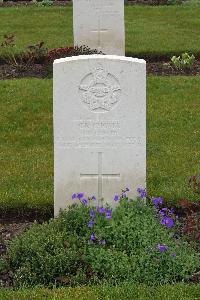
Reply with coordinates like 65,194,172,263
151,197,163,207
90,234,95,241
126,187,130,192
105,215,112,219
77,193,84,199
105,209,112,219
137,188,146,199
158,210,165,216
160,216,174,229
99,239,106,245
114,194,119,201
89,210,95,217
121,192,126,198
156,244,168,253
171,253,176,257
165,218,174,229
81,198,88,205
98,207,105,214
72,193,77,200
88,220,94,228
91,196,96,201
160,216,168,225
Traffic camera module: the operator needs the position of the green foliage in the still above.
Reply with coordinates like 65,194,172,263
183,0,200,6
167,0,178,4
0,34,47,69
37,0,54,7
166,0,183,5
5,200,199,287
171,53,195,70
45,45,102,77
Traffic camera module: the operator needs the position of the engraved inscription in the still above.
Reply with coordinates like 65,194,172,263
80,152,120,200
79,66,121,112
76,120,120,136
90,18,108,50
55,136,143,149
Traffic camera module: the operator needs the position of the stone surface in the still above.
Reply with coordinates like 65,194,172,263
73,0,125,56
54,55,146,215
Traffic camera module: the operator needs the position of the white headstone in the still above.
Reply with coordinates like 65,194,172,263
54,55,146,216
73,0,125,56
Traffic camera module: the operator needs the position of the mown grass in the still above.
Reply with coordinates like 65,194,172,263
0,79,53,210
0,6,200,56
0,284,200,300
147,76,200,203
0,76,199,211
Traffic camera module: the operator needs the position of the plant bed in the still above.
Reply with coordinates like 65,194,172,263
0,194,200,289
0,63,48,80
147,60,200,76
0,1,72,7
0,59,200,80
0,0,183,8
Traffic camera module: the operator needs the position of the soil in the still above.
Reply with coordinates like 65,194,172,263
0,60,200,80
0,0,181,8
147,60,200,76
0,63,48,80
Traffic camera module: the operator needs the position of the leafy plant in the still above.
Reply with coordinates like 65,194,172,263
0,33,20,68
45,45,103,64
178,198,200,248
0,34,15,48
171,53,195,70
37,0,53,7
26,41,48,64
0,34,47,71
182,0,200,6
45,45,103,76
167,0,183,5
4,190,199,287
189,174,200,194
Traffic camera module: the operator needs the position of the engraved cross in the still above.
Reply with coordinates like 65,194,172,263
90,18,108,50
80,152,120,201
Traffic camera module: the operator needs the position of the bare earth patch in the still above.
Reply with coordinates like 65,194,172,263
0,60,200,80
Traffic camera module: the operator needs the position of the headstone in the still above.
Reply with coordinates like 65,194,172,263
73,0,125,56
54,55,146,216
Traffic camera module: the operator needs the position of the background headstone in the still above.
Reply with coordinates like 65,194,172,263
54,55,146,216
73,0,125,56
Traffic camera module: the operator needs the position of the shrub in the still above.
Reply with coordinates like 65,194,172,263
176,174,200,250
5,194,200,287
171,53,195,70
37,0,53,6
0,33,47,70
44,45,103,76
45,45,103,64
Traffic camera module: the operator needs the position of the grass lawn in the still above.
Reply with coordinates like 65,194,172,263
0,76,199,211
0,6,200,56
1,284,200,300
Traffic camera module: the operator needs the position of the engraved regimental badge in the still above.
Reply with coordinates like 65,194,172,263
79,66,121,112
